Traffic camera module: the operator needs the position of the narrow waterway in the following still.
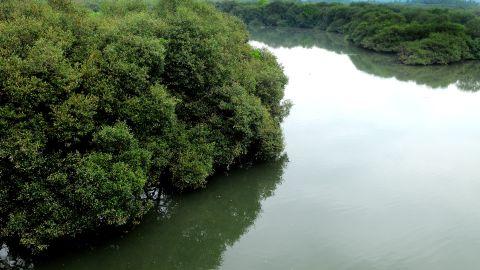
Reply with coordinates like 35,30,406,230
38,27,480,270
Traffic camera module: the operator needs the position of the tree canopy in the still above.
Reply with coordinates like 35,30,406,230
0,0,289,255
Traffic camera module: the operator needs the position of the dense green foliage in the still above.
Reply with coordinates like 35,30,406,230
0,0,288,254
218,1,480,64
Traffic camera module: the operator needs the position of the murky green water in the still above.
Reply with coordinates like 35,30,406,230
38,28,480,270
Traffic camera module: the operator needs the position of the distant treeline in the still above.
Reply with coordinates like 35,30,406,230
306,0,478,7
218,1,480,64
405,0,478,7
215,0,479,8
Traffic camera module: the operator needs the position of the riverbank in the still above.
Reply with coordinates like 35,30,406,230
218,2,480,65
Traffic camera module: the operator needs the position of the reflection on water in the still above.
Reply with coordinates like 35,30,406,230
249,27,480,92
37,158,287,270
237,33,480,270
32,27,480,270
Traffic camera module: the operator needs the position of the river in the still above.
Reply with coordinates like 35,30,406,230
37,27,480,270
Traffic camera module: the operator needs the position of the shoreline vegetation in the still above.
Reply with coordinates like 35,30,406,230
0,0,289,262
249,26,480,91
217,1,480,65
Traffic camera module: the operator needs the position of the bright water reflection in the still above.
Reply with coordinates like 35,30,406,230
39,28,480,270
249,27,480,92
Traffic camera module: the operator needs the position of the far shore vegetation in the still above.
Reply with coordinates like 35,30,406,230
218,0,480,65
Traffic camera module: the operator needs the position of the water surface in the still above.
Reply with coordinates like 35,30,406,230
39,27,480,270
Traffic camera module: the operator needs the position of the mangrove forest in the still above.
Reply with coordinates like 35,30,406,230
0,0,289,262
218,1,480,64
4,0,480,269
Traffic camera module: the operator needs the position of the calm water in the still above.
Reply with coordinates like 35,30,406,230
38,28,480,270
